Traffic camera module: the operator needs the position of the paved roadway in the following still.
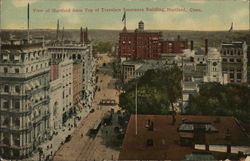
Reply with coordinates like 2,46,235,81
53,53,120,161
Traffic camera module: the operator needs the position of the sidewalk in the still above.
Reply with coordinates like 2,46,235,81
24,108,90,161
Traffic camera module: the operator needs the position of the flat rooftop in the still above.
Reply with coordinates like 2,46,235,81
119,115,250,160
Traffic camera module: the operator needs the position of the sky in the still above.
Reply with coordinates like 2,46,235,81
1,0,249,31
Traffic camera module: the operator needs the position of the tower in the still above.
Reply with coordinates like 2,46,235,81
205,48,223,83
138,20,144,31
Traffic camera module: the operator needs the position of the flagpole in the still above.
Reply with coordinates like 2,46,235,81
125,12,126,28
249,0,250,32
135,83,137,136
27,2,30,44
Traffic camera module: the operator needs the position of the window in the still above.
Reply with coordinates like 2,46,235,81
4,67,8,73
15,86,20,93
229,59,234,62
4,85,9,92
26,68,28,73
3,101,9,109
15,68,19,73
3,118,9,126
237,73,242,79
14,118,20,127
14,101,20,109
230,73,234,79
222,58,227,62
236,59,242,63
31,66,33,71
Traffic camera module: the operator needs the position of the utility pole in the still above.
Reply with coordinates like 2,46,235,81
135,83,138,135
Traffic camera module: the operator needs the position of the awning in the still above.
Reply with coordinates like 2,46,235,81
14,55,20,61
3,55,8,60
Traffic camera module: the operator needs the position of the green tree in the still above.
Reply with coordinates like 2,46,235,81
119,66,182,115
93,41,113,53
185,82,250,123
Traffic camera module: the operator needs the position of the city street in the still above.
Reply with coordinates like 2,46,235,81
53,53,121,161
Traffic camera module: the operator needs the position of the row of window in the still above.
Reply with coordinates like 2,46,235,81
222,58,242,63
221,49,243,56
2,101,20,109
2,117,20,127
2,85,20,93
3,67,20,74
26,62,48,73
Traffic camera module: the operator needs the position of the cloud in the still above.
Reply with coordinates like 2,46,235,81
12,0,40,8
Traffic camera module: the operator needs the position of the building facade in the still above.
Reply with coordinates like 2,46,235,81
73,60,83,112
0,42,50,159
49,75,63,131
58,58,74,123
119,21,189,60
48,42,96,109
220,42,248,84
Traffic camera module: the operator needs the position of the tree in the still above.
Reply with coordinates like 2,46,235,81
93,41,113,54
119,66,182,115
185,82,250,123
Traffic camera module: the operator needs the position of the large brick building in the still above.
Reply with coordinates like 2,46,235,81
119,21,189,60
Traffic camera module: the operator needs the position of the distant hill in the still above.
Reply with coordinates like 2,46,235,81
1,29,250,47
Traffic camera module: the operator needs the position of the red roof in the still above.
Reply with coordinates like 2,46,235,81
119,115,250,160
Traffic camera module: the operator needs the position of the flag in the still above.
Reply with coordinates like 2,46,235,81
122,12,126,22
229,22,233,32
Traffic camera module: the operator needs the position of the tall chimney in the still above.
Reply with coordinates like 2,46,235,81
84,27,89,43
80,27,83,43
205,39,208,54
190,40,194,51
177,35,180,41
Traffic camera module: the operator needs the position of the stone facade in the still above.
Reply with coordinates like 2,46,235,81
220,42,248,84
0,42,50,159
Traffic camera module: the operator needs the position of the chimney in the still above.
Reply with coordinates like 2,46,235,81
149,121,154,131
177,35,180,41
193,124,206,144
205,39,208,54
84,27,89,43
80,27,83,43
190,40,194,51
227,144,231,153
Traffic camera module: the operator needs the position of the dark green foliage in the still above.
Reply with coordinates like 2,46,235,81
185,82,250,123
119,66,182,115
93,41,113,53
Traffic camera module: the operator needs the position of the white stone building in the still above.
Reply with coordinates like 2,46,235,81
59,58,74,124
49,78,63,130
0,41,50,159
204,48,224,83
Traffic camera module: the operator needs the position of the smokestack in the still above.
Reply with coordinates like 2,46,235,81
80,27,83,43
190,40,194,51
205,39,208,54
177,35,180,41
